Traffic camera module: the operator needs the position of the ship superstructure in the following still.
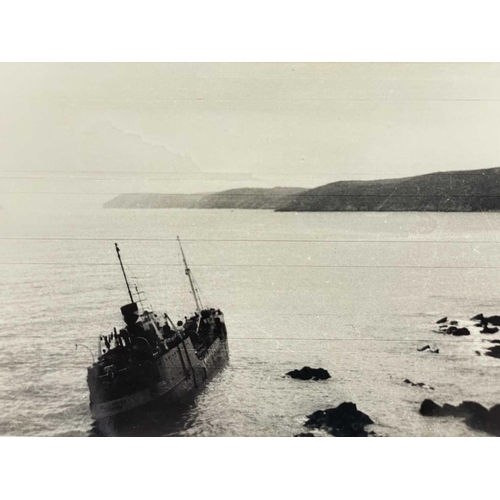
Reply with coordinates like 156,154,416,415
86,239,229,421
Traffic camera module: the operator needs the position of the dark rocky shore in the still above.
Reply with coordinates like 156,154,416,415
420,399,500,436
304,402,374,437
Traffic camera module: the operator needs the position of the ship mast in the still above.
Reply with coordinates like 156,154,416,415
177,236,202,314
115,243,135,304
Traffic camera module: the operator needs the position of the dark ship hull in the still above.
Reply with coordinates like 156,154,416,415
86,241,230,426
89,331,229,420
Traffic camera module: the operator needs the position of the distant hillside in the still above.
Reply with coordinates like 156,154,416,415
277,167,500,212
103,193,207,209
104,187,306,209
195,187,307,209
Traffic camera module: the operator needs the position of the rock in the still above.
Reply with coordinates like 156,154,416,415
485,345,500,360
417,345,439,353
404,379,434,390
420,399,444,416
481,326,499,334
486,405,500,435
441,403,460,416
485,315,500,326
449,320,458,326
472,314,500,326
420,399,500,436
294,433,315,437
286,366,331,381
457,401,489,418
436,317,448,324
449,327,470,336
304,402,374,437
475,350,481,356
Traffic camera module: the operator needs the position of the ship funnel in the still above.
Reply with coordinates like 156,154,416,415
121,302,139,326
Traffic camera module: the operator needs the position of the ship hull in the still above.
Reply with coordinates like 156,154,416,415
89,335,229,421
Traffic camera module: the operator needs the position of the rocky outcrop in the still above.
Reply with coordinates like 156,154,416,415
286,367,331,381
420,399,500,436
481,326,499,334
417,345,439,353
446,326,470,336
470,313,500,326
404,379,434,390
304,402,374,437
485,344,500,360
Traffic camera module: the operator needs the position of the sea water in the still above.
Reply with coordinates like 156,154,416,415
1,208,500,436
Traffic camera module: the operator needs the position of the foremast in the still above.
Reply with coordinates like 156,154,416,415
115,243,135,304
177,236,203,314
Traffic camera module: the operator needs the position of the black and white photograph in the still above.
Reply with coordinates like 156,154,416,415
2,60,500,439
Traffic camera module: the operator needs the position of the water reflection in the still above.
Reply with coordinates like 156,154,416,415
89,399,198,437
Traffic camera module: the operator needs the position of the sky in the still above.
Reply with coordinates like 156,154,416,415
1,62,500,209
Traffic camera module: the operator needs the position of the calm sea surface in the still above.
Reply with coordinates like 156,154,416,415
1,208,500,436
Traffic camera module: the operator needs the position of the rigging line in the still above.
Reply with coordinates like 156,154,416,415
253,323,295,353
9,96,500,102
4,262,500,269
3,237,499,244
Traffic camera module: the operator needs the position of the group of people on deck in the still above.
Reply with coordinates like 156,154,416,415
101,307,224,355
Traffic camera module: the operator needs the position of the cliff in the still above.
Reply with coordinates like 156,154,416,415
277,167,500,212
104,187,306,209
195,187,306,209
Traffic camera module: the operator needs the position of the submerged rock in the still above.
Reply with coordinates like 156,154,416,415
286,366,331,381
485,345,500,360
304,402,374,437
417,345,439,353
436,317,448,324
485,315,500,326
404,379,434,390
481,326,499,334
420,399,500,436
447,326,470,336
471,314,500,326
